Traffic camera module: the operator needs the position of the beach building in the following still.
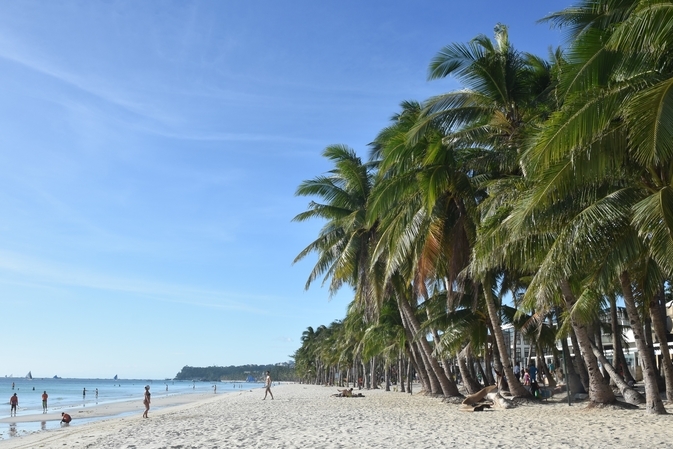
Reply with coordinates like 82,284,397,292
500,303,673,382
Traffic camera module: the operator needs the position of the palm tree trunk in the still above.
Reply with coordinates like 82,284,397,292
398,297,461,397
476,358,489,386
407,360,413,394
482,281,530,397
484,343,495,385
644,317,665,390
385,364,390,391
650,287,673,401
567,325,590,392
609,295,636,384
589,341,645,405
429,327,461,391
399,353,406,393
560,333,583,393
560,279,616,404
400,309,438,394
618,271,666,414
536,343,556,388
458,347,482,394
512,328,518,367
371,357,377,389
593,325,610,383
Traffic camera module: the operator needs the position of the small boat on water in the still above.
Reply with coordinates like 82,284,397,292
26,371,32,379
113,374,118,380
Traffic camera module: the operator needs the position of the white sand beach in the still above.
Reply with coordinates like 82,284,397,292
1,383,672,448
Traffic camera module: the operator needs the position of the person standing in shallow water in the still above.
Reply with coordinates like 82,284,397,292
42,391,48,413
263,371,274,400
142,385,151,418
9,393,18,416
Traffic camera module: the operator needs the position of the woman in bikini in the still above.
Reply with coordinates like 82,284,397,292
142,385,151,418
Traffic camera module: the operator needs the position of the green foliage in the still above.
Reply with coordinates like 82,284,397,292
174,364,296,382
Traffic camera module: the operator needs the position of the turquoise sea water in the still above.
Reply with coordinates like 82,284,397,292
1,377,263,440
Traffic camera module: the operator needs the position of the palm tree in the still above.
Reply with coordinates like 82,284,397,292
293,144,379,318
416,24,557,398
520,0,673,413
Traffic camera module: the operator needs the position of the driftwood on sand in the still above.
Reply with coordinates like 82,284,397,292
459,385,497,412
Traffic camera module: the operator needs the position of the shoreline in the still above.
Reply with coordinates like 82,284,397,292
0,390,226,424
2,383,673,448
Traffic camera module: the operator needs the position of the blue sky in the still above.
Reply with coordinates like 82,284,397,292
0,0,571,379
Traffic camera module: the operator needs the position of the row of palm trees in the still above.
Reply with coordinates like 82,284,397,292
292,0,673,414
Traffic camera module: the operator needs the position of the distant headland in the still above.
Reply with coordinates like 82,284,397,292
174,363,295,382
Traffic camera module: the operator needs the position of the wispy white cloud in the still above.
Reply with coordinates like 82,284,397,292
0,250,272,314
0,47,179,126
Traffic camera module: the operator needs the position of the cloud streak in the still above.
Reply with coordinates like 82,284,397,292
0,250,272,314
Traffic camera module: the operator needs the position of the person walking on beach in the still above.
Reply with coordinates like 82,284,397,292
529,363,539,397
263,371,274,400
9,393,18,416
42,391,48,413
142,385,151,418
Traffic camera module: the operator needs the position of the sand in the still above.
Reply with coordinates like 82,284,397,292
1,383,672,448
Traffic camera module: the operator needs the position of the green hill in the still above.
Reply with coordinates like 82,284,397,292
174,363,296,382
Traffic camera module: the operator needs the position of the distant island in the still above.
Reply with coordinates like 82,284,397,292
174,363,295,382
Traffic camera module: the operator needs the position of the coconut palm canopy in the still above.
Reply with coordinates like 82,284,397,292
293,0,673,414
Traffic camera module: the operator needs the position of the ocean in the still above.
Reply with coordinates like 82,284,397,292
1,377,264,440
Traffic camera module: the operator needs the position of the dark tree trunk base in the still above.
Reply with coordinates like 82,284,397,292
442,395,466,404
585,400,638,410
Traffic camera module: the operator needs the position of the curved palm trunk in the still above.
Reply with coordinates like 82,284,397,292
561,334,584,393
458,347,482,394
649,290,673,400
429,327,461,390
568,326,590,392
476,358,489,386
593,325,610,383
619,271,666,414
609,296,636,384
482,281,530,397
401,311,438,394
589,341,645,405
407,341,432,393
560,279,616,404
644,318,665,389
398,297,461,397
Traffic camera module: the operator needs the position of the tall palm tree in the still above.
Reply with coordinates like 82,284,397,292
416,24,557,398
520,0,673,413
293,144,379,318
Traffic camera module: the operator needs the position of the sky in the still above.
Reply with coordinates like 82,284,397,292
0,0,572,379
